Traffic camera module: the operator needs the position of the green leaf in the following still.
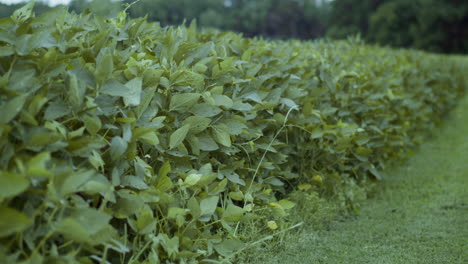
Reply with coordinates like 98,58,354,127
95,49,114,84
26,152,52,178
213,94,233,109
278,200,296,210
169,93,200,112
184,173,201,186
110,136,128,161
89,150,104,171
140,132,159,145
0,207,32,237
156,161,173,192
0,46,14,56
0,94,28,125
200,196,219,217
57,207,111,244
58,169,95,197
123,77,143,107
211,124,231,147
167,207,187,219
69,73,85,107
11,1,35,24
224,116,247,135
187,196,201,219
213,239,244,257
222,203,244,222
197,132,219,151
169,124,190,149
82,114,102,135
0,171,29,201
190,103,222,117
183,116,211,134
158,233,179,259
44,102,70,120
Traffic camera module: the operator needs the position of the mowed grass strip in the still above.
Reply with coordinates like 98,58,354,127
242,94,468,264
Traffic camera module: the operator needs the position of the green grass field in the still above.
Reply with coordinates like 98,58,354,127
240,95,468,264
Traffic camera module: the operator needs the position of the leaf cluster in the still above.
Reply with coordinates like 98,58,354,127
0,3,467,263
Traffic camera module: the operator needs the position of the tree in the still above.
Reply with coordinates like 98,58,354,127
369,0,468,53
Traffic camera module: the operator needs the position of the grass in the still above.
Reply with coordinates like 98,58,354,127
236,94,468,264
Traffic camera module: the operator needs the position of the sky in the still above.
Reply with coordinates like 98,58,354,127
0,0,71,6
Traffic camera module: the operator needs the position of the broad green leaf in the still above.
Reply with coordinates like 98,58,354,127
213,239,244,257
158,161,171,178
11,1,34,24
211,124,231,147
228,191,244,201
158,234,179,259
26,152,52,178
169,124,190,149
190,103,222,117
183,116,211,134
197,132,219,151
57,207,111,243
0,94,28,125
278,200,296,210
95,49,114,84
110,136,128,161
213,94,233,109
123,77,143,107
156,161,173,192
187,196,201,219
135,207,156,234
0,207,32,237
0,171,29,200
79,174,112,195
222,203,244,222
171,70,204,88
200,196,219,217
122,176,149,190
114,190,145,218
169,93,200,112
184,173,201,186
167,207,187,219
82,114,102,135
89,150,104,171
58,169,95,197
44,102,70,120
224,117,247,135
209,178,228,195
0,46,14,56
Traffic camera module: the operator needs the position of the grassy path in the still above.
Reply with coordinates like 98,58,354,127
245,95,468,264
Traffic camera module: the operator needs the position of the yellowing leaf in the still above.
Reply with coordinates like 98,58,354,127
267,220,278,230
278,200,296,210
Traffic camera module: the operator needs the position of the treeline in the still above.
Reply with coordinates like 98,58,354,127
0,0,467,54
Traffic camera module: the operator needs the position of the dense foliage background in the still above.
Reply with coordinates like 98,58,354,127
0,0,467,54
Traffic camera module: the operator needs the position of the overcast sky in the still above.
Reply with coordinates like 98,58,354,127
0,0,71,6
